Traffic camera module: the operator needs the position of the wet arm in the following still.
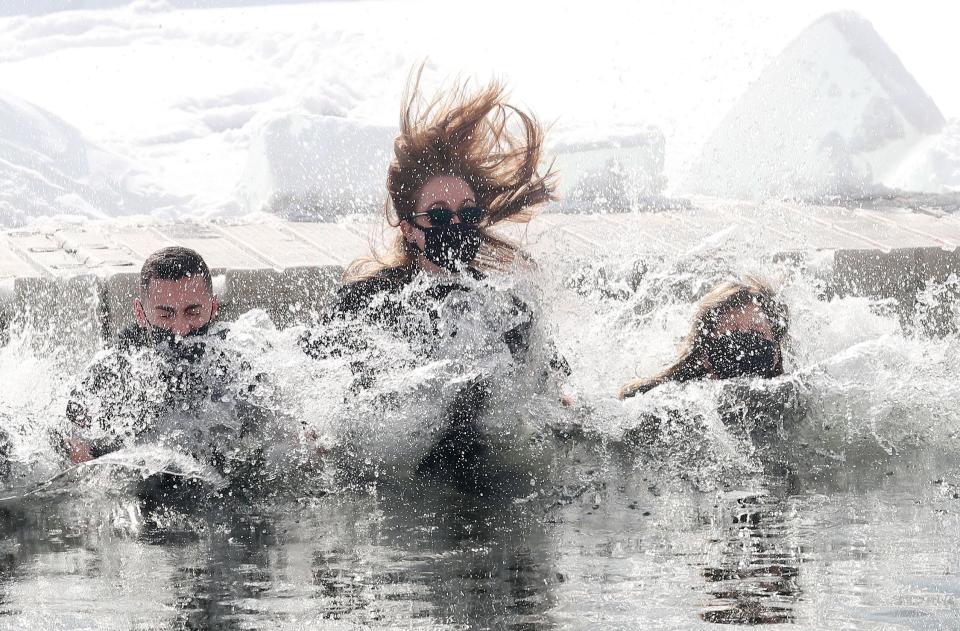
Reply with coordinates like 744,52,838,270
62,355,131,464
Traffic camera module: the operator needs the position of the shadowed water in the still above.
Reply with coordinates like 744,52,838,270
0,462,958,629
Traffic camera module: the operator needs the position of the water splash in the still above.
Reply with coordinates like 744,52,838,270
0,250,957,500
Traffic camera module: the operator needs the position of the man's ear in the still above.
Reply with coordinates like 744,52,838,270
133,297,148,328
210,297,219,321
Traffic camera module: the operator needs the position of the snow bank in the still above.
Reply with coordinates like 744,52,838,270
889,118,960,194
683,11,946,200
0,92,176,227
551,126,671,212
238,115,677,218
922,121,960,192
0,1,303,16
237,113,395,220
1,3,957,221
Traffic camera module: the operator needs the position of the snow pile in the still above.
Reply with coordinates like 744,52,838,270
237,114,395,220
923,120,960,192
0,92,176,227
238,116,675,218
0,3,957,222
551,126,671,212
683,12,946,200
890,118,960,193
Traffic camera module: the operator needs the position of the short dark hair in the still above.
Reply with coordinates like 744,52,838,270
140,246,213,293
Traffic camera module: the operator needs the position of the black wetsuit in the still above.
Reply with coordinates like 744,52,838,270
64,324,272,490
0,421,10,482
303,267,537,358
302,266,568,491
66,324,161,457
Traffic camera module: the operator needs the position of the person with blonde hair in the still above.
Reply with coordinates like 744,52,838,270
619,277,789,400
303,70,568,490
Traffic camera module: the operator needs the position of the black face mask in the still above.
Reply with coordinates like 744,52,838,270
703,330,780,380
146,320,212,361
413,223,481,272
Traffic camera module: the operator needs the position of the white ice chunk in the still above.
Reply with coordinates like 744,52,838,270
237,113,395,220
682,11,946,200
0,92,178,227
890,119,960,193
551,126,669,212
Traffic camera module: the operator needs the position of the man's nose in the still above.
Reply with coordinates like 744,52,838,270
170,317,193,337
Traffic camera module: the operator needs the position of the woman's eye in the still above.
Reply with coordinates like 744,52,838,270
428,208,453,224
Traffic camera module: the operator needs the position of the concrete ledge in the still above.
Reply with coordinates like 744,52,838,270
833,246,960,334
101,273,139,338
834,248,919,296
1,200,959,340
916,248,960,335
97,263,344,335
11,275,104,355
220,266,341,327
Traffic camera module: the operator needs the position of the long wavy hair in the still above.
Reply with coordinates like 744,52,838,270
619,277,789,399
344,67,557,282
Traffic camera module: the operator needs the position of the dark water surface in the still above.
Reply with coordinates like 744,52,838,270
0,462,957,630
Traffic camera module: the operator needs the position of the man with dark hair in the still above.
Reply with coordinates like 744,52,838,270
61,247,284,490
133,246,218,345
64,247,223,464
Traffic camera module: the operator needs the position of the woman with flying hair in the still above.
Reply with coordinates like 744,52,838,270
619,277,789,400
306,70,568,490
338,70,555,307
316,69,561,356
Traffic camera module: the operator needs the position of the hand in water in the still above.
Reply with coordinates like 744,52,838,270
64,438,92,465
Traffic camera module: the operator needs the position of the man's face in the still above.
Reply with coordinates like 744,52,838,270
134,276,218,338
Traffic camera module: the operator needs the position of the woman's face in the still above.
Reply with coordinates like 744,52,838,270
703,301,782,379
401,174,479,272
714,302,775,341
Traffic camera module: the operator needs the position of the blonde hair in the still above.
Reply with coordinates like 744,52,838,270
344,67,557,282
619,276,789,399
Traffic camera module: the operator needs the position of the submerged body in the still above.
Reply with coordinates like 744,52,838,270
305,266,568,491
620,278,789,399
64,323,280,490
59,247,298,496
301,70,567,492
